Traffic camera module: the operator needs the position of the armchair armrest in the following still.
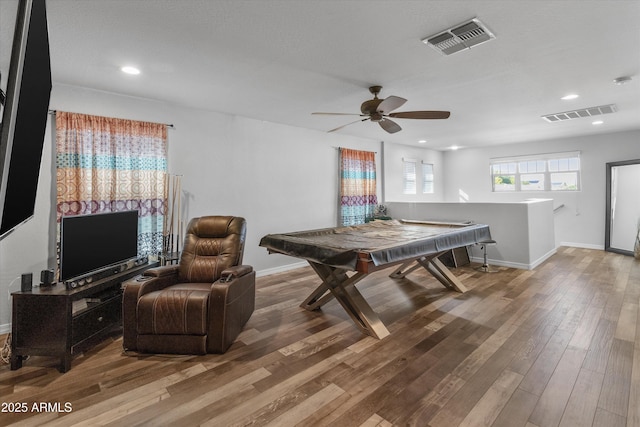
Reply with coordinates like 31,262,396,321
208,267,256,353
143,264,180,278
219,265,253,282
122,266,180,351
212,265,255,305
123,266,179,303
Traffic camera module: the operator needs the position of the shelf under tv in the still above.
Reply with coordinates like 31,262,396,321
10,260,158,373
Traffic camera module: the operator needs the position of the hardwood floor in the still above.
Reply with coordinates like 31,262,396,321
0,247,638,426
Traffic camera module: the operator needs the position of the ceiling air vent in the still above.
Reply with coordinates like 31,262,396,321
542,104,618,122
422,18,495,56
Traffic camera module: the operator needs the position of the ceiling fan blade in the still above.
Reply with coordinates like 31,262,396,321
388,111,451,119
376,96,407,114
312,112,364,116
328,117,370,133
379,118,402,134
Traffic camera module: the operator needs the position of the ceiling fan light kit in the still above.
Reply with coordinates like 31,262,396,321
313,86,450,134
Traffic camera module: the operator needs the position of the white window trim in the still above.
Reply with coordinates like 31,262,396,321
491,151,581,163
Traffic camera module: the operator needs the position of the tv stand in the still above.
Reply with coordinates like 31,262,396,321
10,261,158,373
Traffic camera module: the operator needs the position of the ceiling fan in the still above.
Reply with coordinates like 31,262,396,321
312,86,450,134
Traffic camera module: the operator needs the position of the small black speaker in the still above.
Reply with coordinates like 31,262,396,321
40,269,55,286
21,273,33,292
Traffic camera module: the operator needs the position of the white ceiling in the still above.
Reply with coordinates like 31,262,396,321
2,0,639,150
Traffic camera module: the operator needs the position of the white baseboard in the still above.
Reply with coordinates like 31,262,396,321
469,256,529,270
560,242,605,250
0,323,10,335
470,247,557,271
256,261,308,277
529,248,558,269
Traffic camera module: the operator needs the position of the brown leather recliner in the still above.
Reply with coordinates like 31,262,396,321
122,216,255,354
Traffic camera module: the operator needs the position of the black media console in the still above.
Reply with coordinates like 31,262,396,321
10,261,158,373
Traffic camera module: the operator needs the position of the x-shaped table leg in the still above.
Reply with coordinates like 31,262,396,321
300,261,391,339
389,253,468,293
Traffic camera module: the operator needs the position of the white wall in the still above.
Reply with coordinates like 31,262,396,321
526,199,557,266
442,130,640,249
167,105,381,272
0,84,380,332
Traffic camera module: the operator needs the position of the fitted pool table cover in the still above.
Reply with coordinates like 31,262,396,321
259,219,492,271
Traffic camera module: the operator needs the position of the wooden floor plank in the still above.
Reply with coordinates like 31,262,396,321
458,369,523,427
569,305,604,349
558,368,605,427
597,338,634,418
491,388,539,427
629,309,640,427
593,407,627,427
615,301,638,343
427,344,517,427
527,345,587,426
516,328,573,396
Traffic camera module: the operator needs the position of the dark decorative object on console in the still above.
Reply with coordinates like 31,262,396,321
122,216,256,355
40,268,55,286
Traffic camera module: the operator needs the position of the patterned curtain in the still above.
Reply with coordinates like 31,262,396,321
55,111,167,257
339,148,378,226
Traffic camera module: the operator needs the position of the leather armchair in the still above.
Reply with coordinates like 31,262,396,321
122,216,255,354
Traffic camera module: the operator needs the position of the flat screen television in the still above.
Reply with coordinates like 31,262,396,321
60,211,139,281
0,0,52,239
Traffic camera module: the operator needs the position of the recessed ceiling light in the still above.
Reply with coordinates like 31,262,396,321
592,120,604,125
450,145,459,150
561,94,579,100
121,66,141,75
418,139,427,144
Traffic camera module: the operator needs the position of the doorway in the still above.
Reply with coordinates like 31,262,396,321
605,159,640,255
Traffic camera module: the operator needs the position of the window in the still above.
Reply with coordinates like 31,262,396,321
422,162,434,194
490,152,581,192
403,158,436,195
491,162,516,192
518,160,545,191
403,159,417,194
549,157,581,190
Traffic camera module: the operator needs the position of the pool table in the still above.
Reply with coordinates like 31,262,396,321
259,219,492,339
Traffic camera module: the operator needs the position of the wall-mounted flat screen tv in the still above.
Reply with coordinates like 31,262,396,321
60,211,139,281
0,0,52,239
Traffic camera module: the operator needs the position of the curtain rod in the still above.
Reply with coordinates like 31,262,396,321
48,110,174,128
332,146,377,153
